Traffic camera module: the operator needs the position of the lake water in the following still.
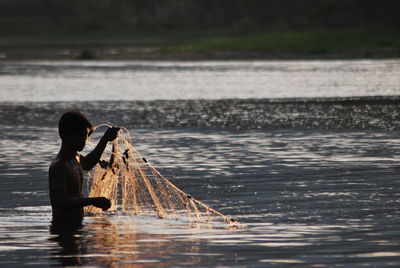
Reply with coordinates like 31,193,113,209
1,60,400,267
1,60,400,101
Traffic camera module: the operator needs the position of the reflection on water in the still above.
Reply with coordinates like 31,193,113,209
50,215,213,267
1,125,400,266
3,209,400,267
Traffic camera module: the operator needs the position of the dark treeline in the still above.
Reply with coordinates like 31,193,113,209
0,0,399,35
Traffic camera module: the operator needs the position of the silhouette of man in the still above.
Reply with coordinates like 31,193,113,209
49,110,119,226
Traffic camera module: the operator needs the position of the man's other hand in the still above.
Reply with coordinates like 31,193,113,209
92,197,111,211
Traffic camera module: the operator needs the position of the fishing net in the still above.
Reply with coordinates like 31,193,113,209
85,126,240,227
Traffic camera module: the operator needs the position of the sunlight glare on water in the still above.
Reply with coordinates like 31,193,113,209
1,59,400,102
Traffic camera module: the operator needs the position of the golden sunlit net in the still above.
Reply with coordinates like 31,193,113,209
85,126,240,227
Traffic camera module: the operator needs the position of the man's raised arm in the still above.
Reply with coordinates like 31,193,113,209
80,126,120,171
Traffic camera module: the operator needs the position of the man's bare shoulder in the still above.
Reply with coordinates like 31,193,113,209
49,156,70,178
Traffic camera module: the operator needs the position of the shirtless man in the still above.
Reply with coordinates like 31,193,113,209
49,110,120,225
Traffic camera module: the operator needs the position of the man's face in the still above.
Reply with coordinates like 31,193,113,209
69,128,92,152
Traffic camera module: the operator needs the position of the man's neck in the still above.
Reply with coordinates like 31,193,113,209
58,143,77,160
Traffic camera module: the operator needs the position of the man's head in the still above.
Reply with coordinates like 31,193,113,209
58,110,93,151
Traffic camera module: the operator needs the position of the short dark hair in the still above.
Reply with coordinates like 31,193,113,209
58,110,93,139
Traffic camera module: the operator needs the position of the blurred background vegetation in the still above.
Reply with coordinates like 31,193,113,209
1,0,399,59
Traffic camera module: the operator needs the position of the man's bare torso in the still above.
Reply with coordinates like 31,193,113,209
49,154,84,223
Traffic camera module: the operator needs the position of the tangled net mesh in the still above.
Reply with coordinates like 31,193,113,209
85,126,241,227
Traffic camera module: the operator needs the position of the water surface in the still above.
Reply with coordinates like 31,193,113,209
1,59,399,102
1,125,400,267
1,59,400,267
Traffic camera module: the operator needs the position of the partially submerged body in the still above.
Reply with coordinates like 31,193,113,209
49,154,110,224
48,110,119,225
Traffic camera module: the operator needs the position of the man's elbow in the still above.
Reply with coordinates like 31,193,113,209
80,158,96,171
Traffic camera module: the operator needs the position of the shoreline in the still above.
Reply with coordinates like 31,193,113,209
1,28,399,61
1,49,399,61
2,29,399,61
1,45,399,61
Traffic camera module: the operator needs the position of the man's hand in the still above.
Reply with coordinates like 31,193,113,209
80,126,121,171
91,197,111,211
102,126,120,142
